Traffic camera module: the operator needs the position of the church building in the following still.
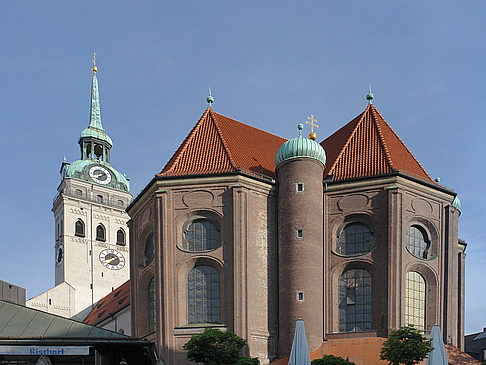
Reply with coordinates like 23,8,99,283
127,91,464,364
27,58,132,320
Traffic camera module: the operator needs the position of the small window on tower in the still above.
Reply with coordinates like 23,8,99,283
96,224,106,241
296,229,303,239
117,229,126,246
76,189,82,197
97,195,103,204
296,183,304,192
75,219,85,237
296,291,304,302
118,200,124,206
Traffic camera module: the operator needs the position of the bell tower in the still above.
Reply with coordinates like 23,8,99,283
27,55,132,320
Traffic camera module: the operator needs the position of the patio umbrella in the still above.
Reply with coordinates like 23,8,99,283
426,325,448,365
288,319,311,365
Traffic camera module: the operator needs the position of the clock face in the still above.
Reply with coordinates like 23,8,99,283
89,165,112,185
56,244,64,267
99,249,125,270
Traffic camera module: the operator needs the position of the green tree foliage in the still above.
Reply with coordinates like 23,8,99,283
311,354,355,365
380,325,433,365
183,328,260,365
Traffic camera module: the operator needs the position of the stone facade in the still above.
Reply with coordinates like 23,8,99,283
127,105,464,364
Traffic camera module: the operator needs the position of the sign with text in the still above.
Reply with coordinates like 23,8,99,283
0,346,90,356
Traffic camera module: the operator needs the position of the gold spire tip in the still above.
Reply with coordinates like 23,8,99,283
306,114,319,140
92,51,98,73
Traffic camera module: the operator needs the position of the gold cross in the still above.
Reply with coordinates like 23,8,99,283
306,114,319,133
93,52,97,66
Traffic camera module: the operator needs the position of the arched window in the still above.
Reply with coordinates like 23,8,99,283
339,269,372,332
187,266,220,324
116,229,126,246
183,219,220,252
96,224,106,241
75,219,85,237
406,225,430,259
97,194,103,204
144,233,154,266
148,277,156,333
405,271,426,331
337,222,373,256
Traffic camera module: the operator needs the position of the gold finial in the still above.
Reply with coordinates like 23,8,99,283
92,51,98,74
306,114,319,140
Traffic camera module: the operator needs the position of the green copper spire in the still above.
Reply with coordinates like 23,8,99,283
79,53,112,147
89,72,104,130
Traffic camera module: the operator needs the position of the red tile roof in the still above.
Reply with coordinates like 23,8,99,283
84,280,130,326
321,104,433,183
159,107,287,179
159,105,433,184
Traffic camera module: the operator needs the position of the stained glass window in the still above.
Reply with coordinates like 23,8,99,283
144,232,154,265
405,271,426,331
339,269,372,332
148,277,156,332
406,225,430,259
337,222,373,256
184,219,220,252
187,266,220,324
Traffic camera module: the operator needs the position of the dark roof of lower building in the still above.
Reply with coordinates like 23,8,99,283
0,300,129,342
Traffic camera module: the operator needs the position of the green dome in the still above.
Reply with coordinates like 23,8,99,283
452,195,461,211
66,159,129,192
275,135,326,168
79,127,113,146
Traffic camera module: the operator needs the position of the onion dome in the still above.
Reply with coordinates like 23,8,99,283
275,124,326,168
452,195,461,212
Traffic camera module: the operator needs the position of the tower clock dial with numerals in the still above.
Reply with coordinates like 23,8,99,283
99,249,125,270
89,165,112,185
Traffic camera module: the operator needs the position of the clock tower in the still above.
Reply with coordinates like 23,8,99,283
27,56,132,320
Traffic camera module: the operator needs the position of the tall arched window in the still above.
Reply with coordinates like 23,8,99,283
406,225,430,259
337,222,373,256
339,269,372,332
148,277,156,333
116,229,126,246
183,219,220,252
144,233,154,266
405,271,426,331
75,219,85,237
187,266,220,324
96,224,106,241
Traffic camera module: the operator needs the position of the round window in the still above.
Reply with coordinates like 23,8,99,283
182,219,221,252
337,222,373,256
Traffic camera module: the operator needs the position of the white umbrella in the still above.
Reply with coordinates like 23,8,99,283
288,319,311,365
426,325,448,365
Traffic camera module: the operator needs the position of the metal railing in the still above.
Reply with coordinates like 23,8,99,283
53,188,129,209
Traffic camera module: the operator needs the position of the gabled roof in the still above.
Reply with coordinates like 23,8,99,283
158,108,287,179
321,104,433,183
0,300,127,340
84,280,130,326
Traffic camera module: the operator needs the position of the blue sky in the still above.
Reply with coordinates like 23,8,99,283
0,1,484,333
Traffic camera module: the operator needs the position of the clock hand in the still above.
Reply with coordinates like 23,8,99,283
105,257,118,264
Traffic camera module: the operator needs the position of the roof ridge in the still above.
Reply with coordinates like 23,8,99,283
161,108,211,175
327,108,367,175
212,111,287,141
370,105,432,179
369,105,397,171
208,109,238,170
